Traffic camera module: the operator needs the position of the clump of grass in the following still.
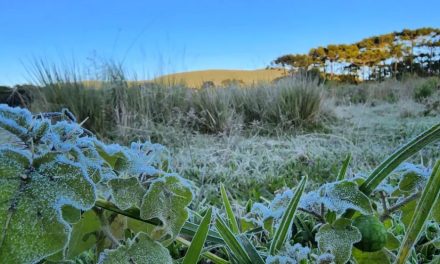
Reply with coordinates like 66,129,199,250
26,60,327,137
414,77,438,101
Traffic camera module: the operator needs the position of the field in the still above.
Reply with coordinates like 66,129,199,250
1,72,440,263
152,68,286,87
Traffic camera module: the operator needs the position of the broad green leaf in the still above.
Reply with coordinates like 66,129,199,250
401,199,417,228
108,177,145,210
140,175,192,239
220,183,240,234
98,232,172,264
215,215,253,264
385,232,400,250
61,205,82,224
182,208,212,264
398,171,425,192
321,180,373,215
337,154,351,181
316,218,361,264
352,248,390,264
95,143,129,171
396,160,440,264
269,176,307,255
0,148,96,263
65,210,102,260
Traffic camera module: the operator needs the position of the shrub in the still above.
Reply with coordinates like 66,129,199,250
414,78,438,101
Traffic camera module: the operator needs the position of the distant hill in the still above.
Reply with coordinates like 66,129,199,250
152,68,286,87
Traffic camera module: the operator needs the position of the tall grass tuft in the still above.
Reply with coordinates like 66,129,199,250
26,60,327,138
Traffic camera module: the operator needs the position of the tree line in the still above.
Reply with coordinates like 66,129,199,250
272,27,440,82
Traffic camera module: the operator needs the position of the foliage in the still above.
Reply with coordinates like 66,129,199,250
273,27,440,81
1,104,440,263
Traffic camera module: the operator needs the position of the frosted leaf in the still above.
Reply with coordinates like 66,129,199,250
140,175,192,239
0,148,96,263
270,243,311,264
316,218,361,264
285,243,311,262
0,104,32,138
299,190,322,215
65,210,101,260
98,232,172,264
397,163,430,192
108,177,145,210
42,121,84,153
250,189,295,221
265,255,297,264
320,180,373,215
95,142,130,171
317,253,335,264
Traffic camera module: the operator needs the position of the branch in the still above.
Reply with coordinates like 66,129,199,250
380,192,421,221
298,207,325,223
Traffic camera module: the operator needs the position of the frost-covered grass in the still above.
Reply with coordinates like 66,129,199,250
147,101,440,205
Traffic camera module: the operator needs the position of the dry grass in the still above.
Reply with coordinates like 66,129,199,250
152,68,286,87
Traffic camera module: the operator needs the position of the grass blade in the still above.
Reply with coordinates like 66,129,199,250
360,123,440,195
337,153,351,181
395,160,440,264
237,234,265,264
182,208,213,264
269,176,308,255
215,215,253,264
220,183,240,234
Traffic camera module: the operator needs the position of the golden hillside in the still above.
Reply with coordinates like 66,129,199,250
153,68,286,87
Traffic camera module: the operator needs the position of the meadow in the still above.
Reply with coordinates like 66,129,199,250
1,64,440,263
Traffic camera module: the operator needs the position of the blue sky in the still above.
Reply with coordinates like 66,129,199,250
1,0,439,85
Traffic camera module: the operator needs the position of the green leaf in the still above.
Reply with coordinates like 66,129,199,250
61,205,82,224
65,210,102,260
95,143,129,171
322,180,373,215
237,234,265,264
399,170,425,192
98,232,172,264
337,154,351,181
220,183,240,234
385,232,400,250
215,215,253,264
352,248,390,264
269,176,307,255
0,148,96,263
431,197,440,223
401,199,417,228
315,218,362,264
182,208,212,264
396,160,440,264
140,175,192,240
108,177,145,210
360,123,440,195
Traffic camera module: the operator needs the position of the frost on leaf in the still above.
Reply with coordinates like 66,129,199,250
267,243,311,264
316,218,361,264
397,163,430,192
108,177,145,210
140,175,192,239
98,232,172,264
0,104,32,139
0,148,96,263
320,180,373,215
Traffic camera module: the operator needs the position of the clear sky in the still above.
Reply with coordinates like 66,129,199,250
1,0,439,85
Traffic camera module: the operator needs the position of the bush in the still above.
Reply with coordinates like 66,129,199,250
414,78,438,101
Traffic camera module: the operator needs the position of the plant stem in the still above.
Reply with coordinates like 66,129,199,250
380,192,420,221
